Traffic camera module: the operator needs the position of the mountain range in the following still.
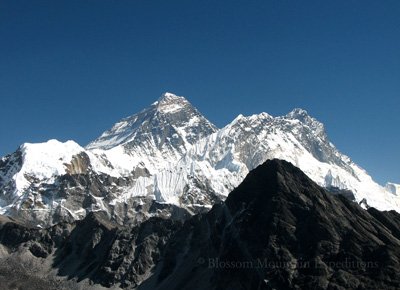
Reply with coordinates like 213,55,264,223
0,92,399,227
1,159,399,290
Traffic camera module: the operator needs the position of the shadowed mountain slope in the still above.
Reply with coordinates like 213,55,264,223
141,159,400,290
0,159,400,290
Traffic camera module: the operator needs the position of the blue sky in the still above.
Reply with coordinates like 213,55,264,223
0,0,399,184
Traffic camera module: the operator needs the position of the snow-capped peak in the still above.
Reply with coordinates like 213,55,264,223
9,139,85,192
231,114,245,124
155,92,191,114
231,112,273,126
87,92,217,155
286,108,319,126
286,107,309,118
286,108,327,140
157,92,185,102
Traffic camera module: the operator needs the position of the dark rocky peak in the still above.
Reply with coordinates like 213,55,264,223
145,159,400,290
225,158,325,213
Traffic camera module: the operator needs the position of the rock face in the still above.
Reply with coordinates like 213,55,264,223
1,92,400,227
1,159,400,289
0,212,182,289
141,160,400,290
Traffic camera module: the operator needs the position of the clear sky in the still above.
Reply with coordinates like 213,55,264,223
0,0,399,185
